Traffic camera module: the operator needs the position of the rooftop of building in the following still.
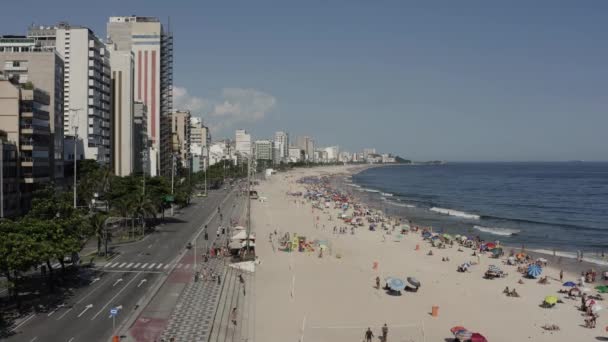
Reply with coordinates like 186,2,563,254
109,16,161,23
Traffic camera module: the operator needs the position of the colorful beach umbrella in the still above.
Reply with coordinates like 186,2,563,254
455,330,473,340
422,231,432,238
527,264,542,278
544,295,558,305
516,252,526,260
485,242,497,249
386,277,406,291
562,281,577,287
442,233,453,240
471,332,488,342
595,285,608,293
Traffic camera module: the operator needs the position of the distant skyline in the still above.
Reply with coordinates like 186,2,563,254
2,1,607,161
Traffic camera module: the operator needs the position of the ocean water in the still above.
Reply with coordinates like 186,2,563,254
349,162,608,254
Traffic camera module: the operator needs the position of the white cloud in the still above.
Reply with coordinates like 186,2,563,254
172,86,277,134
173,86,207,112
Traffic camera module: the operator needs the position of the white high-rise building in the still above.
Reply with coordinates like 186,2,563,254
29,24,112,164
235,129,251,158
274,131,289,161
107,16,173,177
107,44,134,176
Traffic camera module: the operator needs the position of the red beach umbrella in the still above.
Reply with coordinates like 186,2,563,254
485,242,496,249
450,326,467,334
471,332,488,342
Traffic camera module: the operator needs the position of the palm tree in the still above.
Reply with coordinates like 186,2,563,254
129,193,156,237
89,213,108,255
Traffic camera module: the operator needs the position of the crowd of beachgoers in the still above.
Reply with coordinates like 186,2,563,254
271,173,608,341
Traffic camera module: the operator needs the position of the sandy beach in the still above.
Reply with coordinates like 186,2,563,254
253,165,607,342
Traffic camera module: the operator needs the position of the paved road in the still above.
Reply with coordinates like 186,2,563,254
6,187,239,342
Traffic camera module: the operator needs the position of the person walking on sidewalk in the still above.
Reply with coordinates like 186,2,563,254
239,274,246,296
231,307,237,325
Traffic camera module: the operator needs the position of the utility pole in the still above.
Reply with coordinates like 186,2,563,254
245,155,252,257
171,153,175,216
70,108,81,209
142,149,148,196
204,146,208,196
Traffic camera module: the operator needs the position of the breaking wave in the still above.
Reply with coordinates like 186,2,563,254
473,225,520,236
430,207,480,220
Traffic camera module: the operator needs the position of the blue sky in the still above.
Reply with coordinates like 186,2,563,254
3,1,607,161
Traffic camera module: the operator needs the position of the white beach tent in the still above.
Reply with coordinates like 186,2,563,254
231,230,256,241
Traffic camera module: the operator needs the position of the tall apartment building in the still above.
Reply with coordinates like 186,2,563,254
28,24,112,164
133,102,149,175
254,140,273,161
190,117,210,172
107,16,173,177
107,43,134,176
0,131,19,218
235,129,251,160
0,76,51,213
170,110,191,169
0,35,65,181
274,131,289,161
296,135,315,162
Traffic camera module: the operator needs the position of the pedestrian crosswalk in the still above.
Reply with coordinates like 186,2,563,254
99,260,194,271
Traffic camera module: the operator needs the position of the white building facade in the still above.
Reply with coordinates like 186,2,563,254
29,24,112,164
235,129,251,159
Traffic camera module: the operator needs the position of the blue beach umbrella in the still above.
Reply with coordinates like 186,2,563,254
527,264,543,278
563,281,577,287
386,277,406,291
422,231,432,238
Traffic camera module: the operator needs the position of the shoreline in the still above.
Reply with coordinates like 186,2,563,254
346,166,608,262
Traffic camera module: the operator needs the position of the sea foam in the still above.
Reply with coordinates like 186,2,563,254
473,225,520,236
430,207,480,220
381,192,394,197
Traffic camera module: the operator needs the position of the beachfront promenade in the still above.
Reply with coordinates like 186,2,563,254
253,165,606,342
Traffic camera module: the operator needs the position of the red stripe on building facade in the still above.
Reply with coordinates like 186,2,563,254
151,51,156,141
137,51,142,100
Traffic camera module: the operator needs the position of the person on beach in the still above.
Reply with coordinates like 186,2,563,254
382,323,388,341
364,327,374,342
560,270,563,282
376,276,381,289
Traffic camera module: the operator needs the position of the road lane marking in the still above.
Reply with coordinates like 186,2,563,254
134,263,141,268
52,263,60,268
68,338,74,342
147,244,153,249
118,262,127,268
10,313,35,331
29,337,38,342
156,263,163,269
77,304,93,317
164,264,170,269
141,263,148,269
184,264,191,270
76,276,113,304
177,264,183,269
126,263,134,268
137,279,147,288
91,271,142,320
147,263,156,269
109,262,119,268
56,308,73,320
113,279,123,287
